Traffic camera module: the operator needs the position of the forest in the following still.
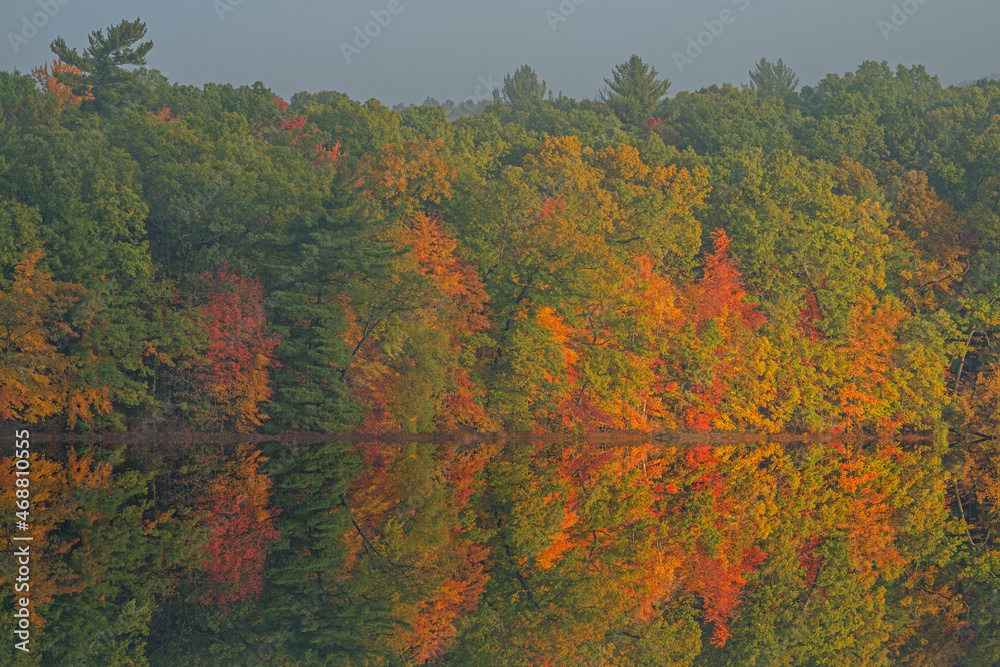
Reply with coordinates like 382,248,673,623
2,17,1000,666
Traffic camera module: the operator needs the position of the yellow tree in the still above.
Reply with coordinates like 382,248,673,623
0,250,110,427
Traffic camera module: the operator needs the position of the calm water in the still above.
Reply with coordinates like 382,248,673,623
7,428,996,665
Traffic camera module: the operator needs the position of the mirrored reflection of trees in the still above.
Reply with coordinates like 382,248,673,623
8,433,1000,665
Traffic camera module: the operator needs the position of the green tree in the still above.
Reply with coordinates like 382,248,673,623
656,84,794,155
746,57,800,106
261,182,396,433
0,71,38,108
500,65,548,106
601,54,671,127
50,18,154,112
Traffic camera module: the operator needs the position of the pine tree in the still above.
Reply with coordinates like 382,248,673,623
50,18,153,112
601,55,671,127
500,65,548,105
746,57,800,106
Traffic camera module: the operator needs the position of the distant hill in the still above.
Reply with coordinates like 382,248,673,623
392,96,492,121
958,73,1000,87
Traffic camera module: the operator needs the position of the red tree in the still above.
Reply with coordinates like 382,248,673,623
196,268,280,431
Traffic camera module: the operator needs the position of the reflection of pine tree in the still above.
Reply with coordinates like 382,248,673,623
258,442,398,661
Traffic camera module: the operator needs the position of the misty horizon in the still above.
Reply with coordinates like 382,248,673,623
1,0,998,106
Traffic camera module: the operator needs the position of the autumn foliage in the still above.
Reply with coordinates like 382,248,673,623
194,446,281,611
194,269,280,431
0,250,110,427
30,59,94,107
8,35,1000,666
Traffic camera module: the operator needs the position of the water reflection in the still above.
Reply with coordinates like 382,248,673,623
6,430,1000,665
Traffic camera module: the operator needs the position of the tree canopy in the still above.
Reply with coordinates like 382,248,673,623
2,18,1000,666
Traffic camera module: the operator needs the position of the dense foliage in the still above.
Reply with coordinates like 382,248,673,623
3,19,1000,666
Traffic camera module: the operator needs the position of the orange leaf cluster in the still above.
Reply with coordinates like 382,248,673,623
30,59,93,108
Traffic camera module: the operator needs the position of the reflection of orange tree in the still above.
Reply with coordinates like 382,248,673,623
454,441,749,661
3,435,961,663
0,451,106,627
434,438,964,664
0,448,185,663
672,445,768,648
691,440,962,664
342,441,491,662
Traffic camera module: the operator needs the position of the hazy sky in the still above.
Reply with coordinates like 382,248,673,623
1,0,998,106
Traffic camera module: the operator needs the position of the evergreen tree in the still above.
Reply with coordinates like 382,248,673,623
50,18,154,112
600,54,671,127
256,442,401,664
262,183,396,433
500,64,548,105
746,57,800,106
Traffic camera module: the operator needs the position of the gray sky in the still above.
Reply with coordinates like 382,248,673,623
1,0,998,106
